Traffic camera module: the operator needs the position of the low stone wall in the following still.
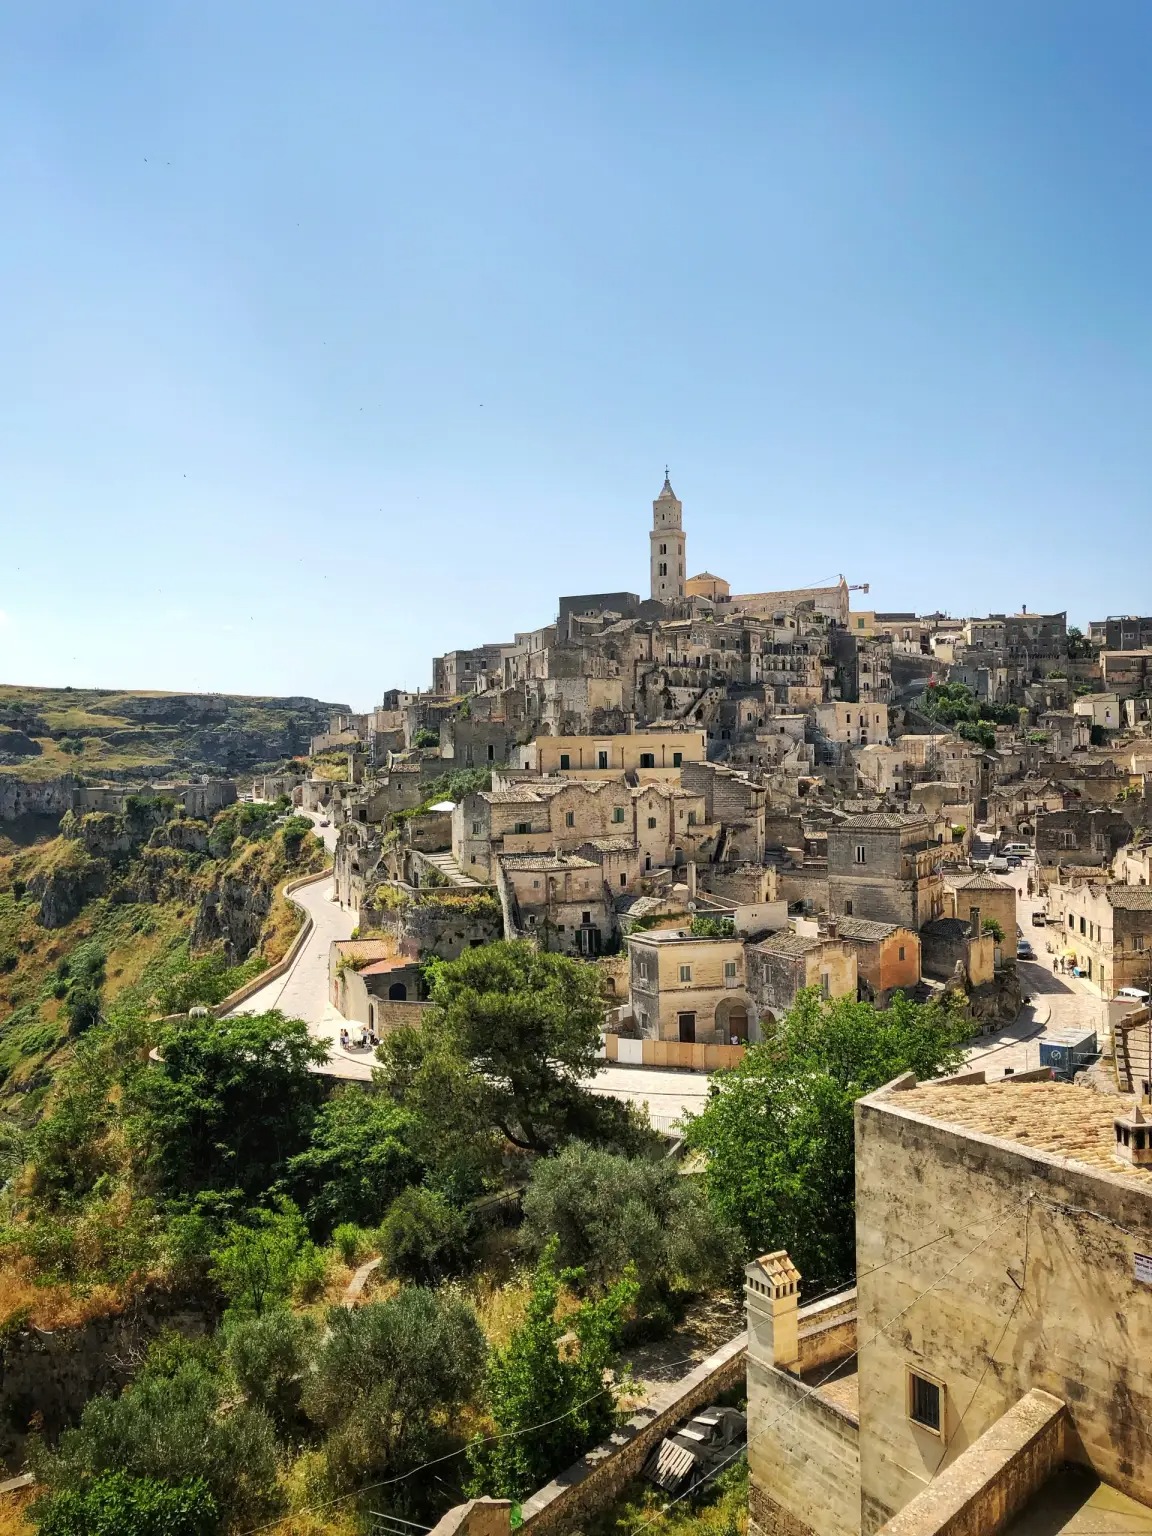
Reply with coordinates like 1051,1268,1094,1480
518,1332,746,1536
428,1499,513,1536
874,1389,1067,1536
216,866,332,1015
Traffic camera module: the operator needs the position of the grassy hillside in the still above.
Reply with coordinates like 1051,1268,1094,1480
0,684,347,782
0,802,327,1122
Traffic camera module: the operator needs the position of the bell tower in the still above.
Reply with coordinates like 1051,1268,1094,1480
650,471,686,602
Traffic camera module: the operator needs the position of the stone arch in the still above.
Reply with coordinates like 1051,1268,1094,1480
715,994,753,1043
387,982,408,1001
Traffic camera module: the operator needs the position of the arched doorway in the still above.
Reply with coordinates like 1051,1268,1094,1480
715,995,751,1044
387,982,408,1001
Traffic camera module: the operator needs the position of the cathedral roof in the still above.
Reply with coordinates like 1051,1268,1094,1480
656,475,678,500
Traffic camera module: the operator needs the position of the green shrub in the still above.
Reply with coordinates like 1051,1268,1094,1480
32,1472,217,1536
332,1223,369,1265
379,1188,468,1284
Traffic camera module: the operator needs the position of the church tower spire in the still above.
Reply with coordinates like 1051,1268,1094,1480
650,472,686,602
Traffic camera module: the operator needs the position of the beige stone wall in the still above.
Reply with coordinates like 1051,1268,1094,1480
855,1087,1152,1532
747,1357,861,1536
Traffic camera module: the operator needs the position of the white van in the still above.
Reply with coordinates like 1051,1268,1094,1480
987,856,1010,873
1003,843,1030,857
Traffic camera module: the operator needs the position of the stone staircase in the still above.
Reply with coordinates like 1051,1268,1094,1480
1116,1007,1152,1094
419,851,484,889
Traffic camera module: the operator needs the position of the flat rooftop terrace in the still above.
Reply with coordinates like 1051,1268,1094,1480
1006,1465,1152,1534
883,1077,1152,1189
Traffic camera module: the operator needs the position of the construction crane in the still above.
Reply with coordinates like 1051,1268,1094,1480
838,575,870,594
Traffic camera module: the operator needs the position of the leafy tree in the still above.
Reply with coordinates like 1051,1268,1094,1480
222,1307,316,1428
689,916,735,938
210,1198,323,1316
32,1472,217,1536
684,989,967,1292
379,1187,469,1283
280,814,315,857
981,917,1005,943
59,939,106,1035
287,1086,423,1234
126,1010,328,1201
303,1288,486,1495
376,941,611,1154
32,1360,278,1529
468,1238,638,1499
520,1142,730,1303
412,728,440,748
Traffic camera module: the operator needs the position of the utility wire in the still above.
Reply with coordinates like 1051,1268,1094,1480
626,1207,1023,1536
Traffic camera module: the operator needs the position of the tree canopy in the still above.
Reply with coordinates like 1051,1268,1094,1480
375,941,614,1154
520,1141,730,1303
126,1010,328,1202
684,989,967,1292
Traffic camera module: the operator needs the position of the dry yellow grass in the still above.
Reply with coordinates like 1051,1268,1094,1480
0,1485,35,1536
0,1258,128,1331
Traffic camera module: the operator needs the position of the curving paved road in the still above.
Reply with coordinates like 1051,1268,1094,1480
229,811,371,1081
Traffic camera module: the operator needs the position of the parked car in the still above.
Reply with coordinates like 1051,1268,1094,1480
1006,855,1022,868
987,856,1010,873
1031,910,1048,927
1017,941,1036,961
319,817,331,827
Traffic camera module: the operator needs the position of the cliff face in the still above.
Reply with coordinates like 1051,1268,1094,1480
0,776,74,822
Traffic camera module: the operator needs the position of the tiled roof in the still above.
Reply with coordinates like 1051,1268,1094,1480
359,957,413,976
839,812,925,830
921,918,971,939
498,853,598,871
482,788,544,804
579,836,637,853
755,932,821,957
883,1079,1152,1188
1109,885,1152,910
954,872,1014,891
834,916,900,942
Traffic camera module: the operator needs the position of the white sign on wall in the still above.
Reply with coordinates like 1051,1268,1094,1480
1133,1252,1152,1285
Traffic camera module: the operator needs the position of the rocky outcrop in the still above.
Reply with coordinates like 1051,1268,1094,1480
27,850,109,928
191,865,281,962
0,776,74,823
0,731,40,759
0,1288,213,1467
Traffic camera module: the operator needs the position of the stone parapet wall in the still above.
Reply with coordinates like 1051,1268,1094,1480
518,1332,746,1536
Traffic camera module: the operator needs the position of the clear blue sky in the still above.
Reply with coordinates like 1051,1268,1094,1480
2,2,1150,709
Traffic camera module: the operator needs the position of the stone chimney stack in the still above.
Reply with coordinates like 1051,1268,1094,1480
687,861,698,899
1114,1103,1152,1167
744,1250,802,1370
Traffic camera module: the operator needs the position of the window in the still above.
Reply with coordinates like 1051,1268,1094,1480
855,844,867,865
672,751,683,767
472,821,482,835
470,854,476,864
1080,916,1086,935
620,872,627,887
660,542,667,554
679,964,693,983
724,960,738,981
1068,913,1075,929
487,744,495,761
559,753,571,770
908,1372,943,1434
820,972,830,996
613,807,626,824
582,910,592,924
648,816,657,829
1136,935,1146,953
597,751,608,769
899,945,906,961
857,618,865,629
845,900,853,915
565,811,575,827
688,810,698,826
640,752,656,769
514,821,531,835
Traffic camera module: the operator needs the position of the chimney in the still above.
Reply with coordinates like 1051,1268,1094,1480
687,861,697,899
744,1250,802,1370
1114,1103,1152,1167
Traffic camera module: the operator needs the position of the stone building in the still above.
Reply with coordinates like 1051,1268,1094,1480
514,729,706,778
494,852,613,955
1035,807,1133,874
831,917,921,1006
944,870,1017,946
827,813,944,929
747,1070,1152,1536
745,930,857,1025
1047,882,1152,996
650,475,686,602
627,928,754,1044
